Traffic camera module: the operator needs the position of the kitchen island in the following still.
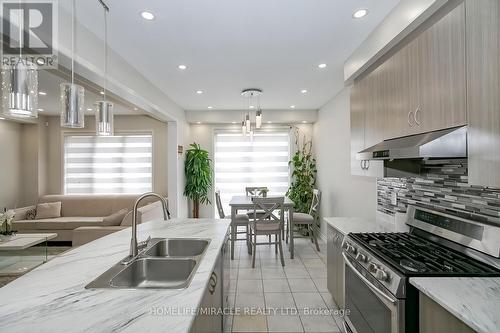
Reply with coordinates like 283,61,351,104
0,218,230,333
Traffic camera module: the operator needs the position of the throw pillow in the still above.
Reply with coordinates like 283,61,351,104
102,208,128,226
35,202,62,219
25,208,37,220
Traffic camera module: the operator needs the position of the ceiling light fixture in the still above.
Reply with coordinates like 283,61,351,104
290,105,296,109
37,108,44,112
196,121,202,124
141,11,155,21
207,106,213,109
301,89,308,94
1,58,38,118
241,88,263,137
87,108,93,111
232,121,236,124
302,120,308,123
60,0,85,129
196,90,203,94
39,91,47,96
0,117,5,120
95,2,114,136
353,9,369,19
178,64,187,70
133,107,138,111
318,63,327,69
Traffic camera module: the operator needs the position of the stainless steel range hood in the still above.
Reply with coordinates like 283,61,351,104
357,126,467,160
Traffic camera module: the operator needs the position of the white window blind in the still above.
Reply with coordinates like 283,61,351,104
64,134,153,194
214,129,290,216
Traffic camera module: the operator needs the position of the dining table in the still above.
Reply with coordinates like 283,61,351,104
228,195,296,260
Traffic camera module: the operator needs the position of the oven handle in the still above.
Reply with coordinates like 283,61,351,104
342,252,397,305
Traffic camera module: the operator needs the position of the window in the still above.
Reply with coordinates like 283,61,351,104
214,129,290,216
64,134,153,194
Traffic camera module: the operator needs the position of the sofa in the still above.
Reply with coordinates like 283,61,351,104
13,195,167,245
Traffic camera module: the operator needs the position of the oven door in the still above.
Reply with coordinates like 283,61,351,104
342,252,404,333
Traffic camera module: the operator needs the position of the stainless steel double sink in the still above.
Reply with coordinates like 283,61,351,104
85,238,210,290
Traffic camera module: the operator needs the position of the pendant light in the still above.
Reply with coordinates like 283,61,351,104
95,2,113,136
245,113,251,133
255,109,262,129
240,88,263,134
60,0,85,128
1,2,39,119
241,121,246,136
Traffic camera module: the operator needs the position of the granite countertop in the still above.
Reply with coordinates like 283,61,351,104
324,211,402,236
0,218,230,333
410,277,500,333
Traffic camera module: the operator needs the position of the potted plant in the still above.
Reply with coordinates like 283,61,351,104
286,127,317,214
0,209,16,239
184,143,213,218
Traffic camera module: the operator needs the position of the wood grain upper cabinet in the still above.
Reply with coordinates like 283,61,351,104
415,2,467,133
466,0,500,187
350,80,366,177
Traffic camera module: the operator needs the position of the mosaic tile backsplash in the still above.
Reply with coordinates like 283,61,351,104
377,159,500,226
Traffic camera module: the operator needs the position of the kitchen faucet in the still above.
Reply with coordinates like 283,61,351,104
128,192,170,260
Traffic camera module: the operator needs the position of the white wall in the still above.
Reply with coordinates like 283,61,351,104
313,88,377,237
0,120,22,209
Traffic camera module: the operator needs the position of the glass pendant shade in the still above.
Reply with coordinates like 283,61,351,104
60,83,85,128
95,101,114,136
241,121,246,136
256,110,262,128
245,114,251,133
1,61,38,118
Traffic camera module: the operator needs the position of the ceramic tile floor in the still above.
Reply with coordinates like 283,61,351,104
225,233,344,333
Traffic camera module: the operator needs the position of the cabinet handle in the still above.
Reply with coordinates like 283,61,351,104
414,106,421,126
360,160,364,170
408,110,414,127
365,160,370,170
208,272,218,295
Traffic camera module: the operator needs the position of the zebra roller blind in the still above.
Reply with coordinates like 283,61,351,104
64,134,153,194
214,129,290,215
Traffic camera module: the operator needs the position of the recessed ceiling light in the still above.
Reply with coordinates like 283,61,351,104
100,91,104,95
231,121,237,124
178,64,187,70
267,121,272,124
38,91,47,96
196,90,203,94
302,120,308,123
290,105,296,109
196,121,202,124
133,107,138,111
37,108,44,112
249,105,255,109
207,106,213,109
301,89,308,94
353,9,369,19
87,108,93,111
318,63,327,69
0,117,5,120
141,11,155,21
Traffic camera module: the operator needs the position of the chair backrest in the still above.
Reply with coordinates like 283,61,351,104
251,196,284,226
308,189,321,220
245,186,269,197
215,190,225,219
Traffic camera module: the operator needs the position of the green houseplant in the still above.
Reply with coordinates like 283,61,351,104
184,143,213,218
286,127,317,213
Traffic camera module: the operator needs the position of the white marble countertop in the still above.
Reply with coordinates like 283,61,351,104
324,211,401,236
0,218,230,333
410,277,500,333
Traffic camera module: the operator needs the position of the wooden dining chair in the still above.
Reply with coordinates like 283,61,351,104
287,189,321,251
245,186,268,197
215,190,250,259
249,197,285,268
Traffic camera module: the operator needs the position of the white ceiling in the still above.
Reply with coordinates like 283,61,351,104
63,0,399,111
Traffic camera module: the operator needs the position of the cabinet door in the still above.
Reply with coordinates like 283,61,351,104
416,2,467,133
467,0,500,187
327,225,345,308
350,80,366,176
390,39,420,138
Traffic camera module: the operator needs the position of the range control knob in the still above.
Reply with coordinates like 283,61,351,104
368,262,378,273
345,244,357,255
355,252,367,263
375,269,390,282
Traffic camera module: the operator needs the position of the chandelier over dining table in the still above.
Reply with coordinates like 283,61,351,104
241,88,263,137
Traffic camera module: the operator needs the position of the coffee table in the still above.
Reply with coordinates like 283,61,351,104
0,233,57,276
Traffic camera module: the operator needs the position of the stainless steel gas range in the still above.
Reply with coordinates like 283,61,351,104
342,205,500,333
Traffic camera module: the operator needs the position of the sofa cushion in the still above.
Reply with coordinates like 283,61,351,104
102,209,128,226
35,202,62,219
26,208,37,220
13,217,104,230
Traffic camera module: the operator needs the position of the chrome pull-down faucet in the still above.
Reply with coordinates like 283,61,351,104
129,192,170,258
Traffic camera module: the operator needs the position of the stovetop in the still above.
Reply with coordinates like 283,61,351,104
349,232,500,277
